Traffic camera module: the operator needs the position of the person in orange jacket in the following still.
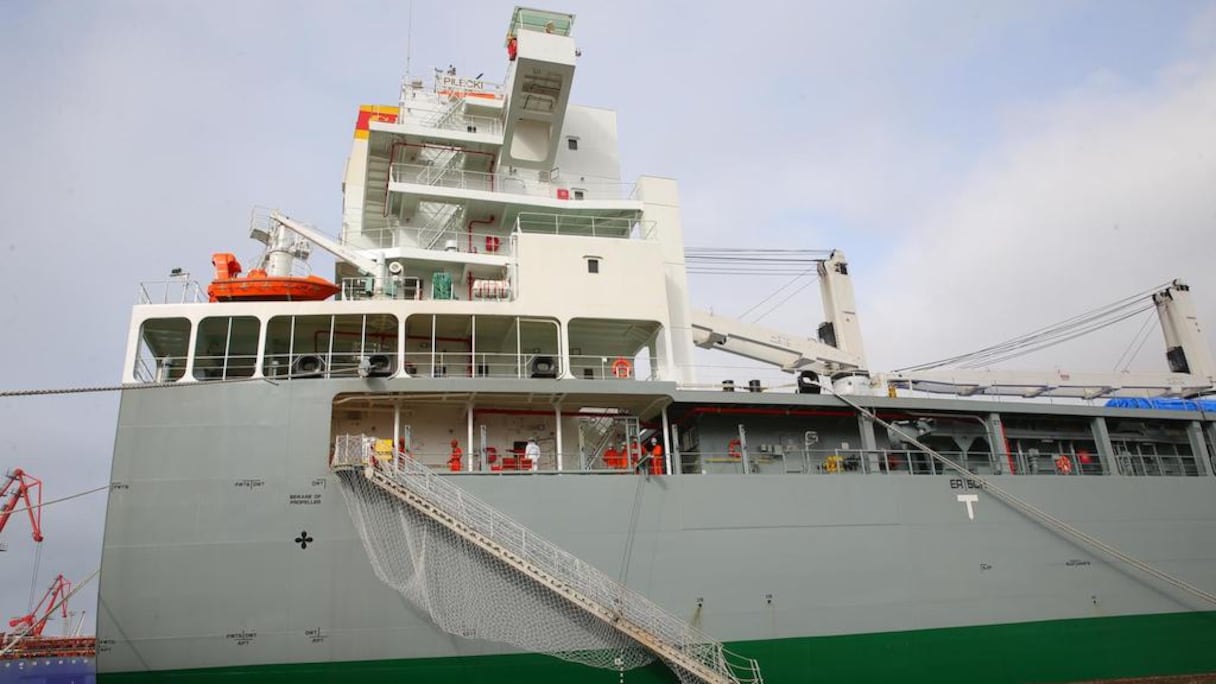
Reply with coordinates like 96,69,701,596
448,439,463,472
648,437,664,475
604,444,621,469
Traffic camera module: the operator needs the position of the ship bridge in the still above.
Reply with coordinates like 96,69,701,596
313,5,702,385
500,7,577,170
335,5,653,314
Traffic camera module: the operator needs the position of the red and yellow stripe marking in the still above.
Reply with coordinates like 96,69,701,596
354,105,400,139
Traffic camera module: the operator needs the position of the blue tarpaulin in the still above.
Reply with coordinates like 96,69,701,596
1105,397,1216,412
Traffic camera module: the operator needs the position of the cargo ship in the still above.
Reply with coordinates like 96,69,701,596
97,7,1216,683
0,636,95,684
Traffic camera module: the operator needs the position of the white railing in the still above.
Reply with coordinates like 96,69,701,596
401,107,504,136
403,351,551,379
340,276,422,301
332,435,763,684
390,163,637,201
424,97,465,129
397,84,506,136
397,353,661,381
352,223,512,257
567,355,657,381
137,279,207,305
514,212,656,240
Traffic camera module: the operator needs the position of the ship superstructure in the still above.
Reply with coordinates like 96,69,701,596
99,8,1216,683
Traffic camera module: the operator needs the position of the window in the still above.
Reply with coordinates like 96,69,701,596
572,188,585,200
587,258,600,274
193,316,261,380
408,314,561,379
134,317,191,382
264,314,398,379
566,137,578,151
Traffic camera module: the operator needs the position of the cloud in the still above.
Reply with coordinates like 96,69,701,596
865,53,1216,373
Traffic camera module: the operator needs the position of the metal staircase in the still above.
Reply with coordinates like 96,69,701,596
579,415,639,469
332,435,763,684
416,200,465,250
365,155,392,218
423,147,466,181
424,94,467,130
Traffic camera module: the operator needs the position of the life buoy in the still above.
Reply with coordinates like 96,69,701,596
611,358,632,379
727,439,742,459
1055,455,1073,474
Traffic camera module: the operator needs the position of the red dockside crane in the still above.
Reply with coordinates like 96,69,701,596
8,575,70,637
0,469,43,543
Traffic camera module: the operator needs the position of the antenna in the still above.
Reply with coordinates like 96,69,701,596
399,0,415,111
404,0,414,79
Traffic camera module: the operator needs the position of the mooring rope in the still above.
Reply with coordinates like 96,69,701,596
825,387,1216,607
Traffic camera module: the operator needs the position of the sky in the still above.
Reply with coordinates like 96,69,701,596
1,0,1215,634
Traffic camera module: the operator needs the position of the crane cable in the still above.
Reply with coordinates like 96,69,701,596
955,303,1154,369
824,386,1216,607
751,279,817,325
896,282,1170,372
684,248,830,276
27,544,42,615
1113,309,1157,372
738,268,816,322
2,484,112,519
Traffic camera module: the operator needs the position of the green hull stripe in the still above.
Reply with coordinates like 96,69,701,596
100,610,1216,683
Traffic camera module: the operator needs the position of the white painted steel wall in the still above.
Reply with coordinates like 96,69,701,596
637,177,697,386
554,105,622,185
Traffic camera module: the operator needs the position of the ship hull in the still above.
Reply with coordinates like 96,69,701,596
97,380,1216,683
0,657,94,684
96,612,1216,683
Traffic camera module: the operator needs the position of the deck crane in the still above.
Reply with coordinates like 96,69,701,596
0,469,43,543
880,279,1216,399
267,211,391,298
690,251,868,388
690,251,1216,399
8,574,69,637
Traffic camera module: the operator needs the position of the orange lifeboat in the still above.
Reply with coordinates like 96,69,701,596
207,253,339,303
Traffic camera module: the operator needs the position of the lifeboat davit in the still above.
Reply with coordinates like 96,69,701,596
207,252,339,303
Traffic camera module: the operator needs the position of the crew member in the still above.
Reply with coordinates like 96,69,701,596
525,437,541,472
506,34,518,61
604,443,621,469
629,439,641,468
649,438,664,475
1077,449,1093,473
448,439,463,472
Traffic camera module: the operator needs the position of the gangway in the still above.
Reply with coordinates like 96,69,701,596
332,435,762,684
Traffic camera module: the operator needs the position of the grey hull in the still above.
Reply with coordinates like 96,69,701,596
97,379,1216,675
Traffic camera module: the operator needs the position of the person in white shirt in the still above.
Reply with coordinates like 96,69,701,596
525,437,541,471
